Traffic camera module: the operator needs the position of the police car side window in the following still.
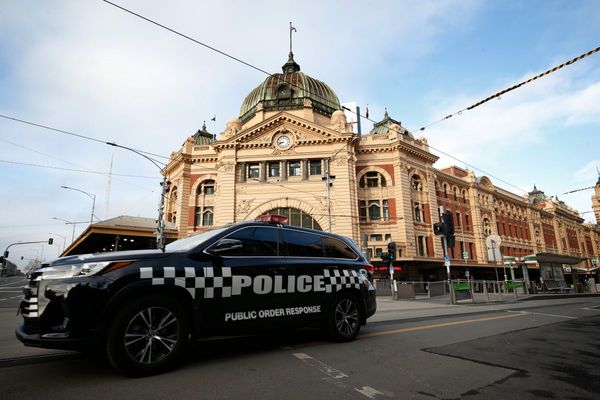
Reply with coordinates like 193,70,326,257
219,227,279,257
282,229,325,257
322,237,358,259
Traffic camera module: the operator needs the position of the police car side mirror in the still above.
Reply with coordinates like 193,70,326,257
209,238,243,254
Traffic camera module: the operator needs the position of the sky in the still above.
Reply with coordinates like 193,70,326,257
1,0,599,269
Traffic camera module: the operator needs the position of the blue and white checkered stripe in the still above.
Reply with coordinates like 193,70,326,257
140,266,232,299
323,269,360,292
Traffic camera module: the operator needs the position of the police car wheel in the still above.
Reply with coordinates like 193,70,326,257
327,293,361,342
106,295,189,376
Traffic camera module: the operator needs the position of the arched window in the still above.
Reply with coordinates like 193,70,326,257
411,175,422,191
414,203,421,222
197,179,215,195
263,208,322,230
167,186,178,222
482,217,492,236
194,180,215,227
359,171,387,188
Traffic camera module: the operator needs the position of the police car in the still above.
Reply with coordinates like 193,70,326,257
16,214,376,376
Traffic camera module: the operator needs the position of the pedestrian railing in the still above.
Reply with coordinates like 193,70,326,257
374,278,529,304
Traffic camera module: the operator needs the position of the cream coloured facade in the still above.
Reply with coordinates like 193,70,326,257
164,54,600,281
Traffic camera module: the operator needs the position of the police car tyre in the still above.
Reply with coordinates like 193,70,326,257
327,292,362,342
106,294,189,376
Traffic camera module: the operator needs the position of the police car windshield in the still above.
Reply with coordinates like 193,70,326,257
165,227,228,252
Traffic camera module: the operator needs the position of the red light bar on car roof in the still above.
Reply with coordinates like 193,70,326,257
256,214,288,224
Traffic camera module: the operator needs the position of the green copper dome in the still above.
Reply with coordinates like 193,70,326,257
239,54,340,123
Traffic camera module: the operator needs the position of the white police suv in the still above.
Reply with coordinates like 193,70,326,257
16,214,376,376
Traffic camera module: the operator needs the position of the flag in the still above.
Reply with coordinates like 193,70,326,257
210,115,216,122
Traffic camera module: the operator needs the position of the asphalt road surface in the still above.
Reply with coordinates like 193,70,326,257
0,283,598,399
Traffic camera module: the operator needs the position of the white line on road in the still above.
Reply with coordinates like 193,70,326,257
507,310,577,319
355,386,385,399
0,295,22,301
0,279,26,287
293,352,348,379
292,352,390,398
582,307,600,312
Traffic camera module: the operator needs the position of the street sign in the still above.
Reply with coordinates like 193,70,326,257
462,251,469,260
444,255,450,267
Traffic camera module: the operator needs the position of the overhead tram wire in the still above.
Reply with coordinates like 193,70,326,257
0,114,170,161
416,45,600,132
0,159,157,179
102,1,600,199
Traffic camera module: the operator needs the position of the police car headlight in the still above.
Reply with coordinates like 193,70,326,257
73,261,112,277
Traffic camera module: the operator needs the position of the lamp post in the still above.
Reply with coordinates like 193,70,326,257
60,186,96,224
52,217,87,242
106,142,167,251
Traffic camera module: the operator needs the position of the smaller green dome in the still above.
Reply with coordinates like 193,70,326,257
369,110,413,138
192,122,215,145
239,54,340,123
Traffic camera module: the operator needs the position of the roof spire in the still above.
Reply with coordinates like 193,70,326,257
282,22,300,73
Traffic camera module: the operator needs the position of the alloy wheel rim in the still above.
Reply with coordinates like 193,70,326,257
335,299,358,337
124,306,179,364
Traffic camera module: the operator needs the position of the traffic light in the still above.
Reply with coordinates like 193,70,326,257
48,238,54,245
443,211,454,235
387,241,396,261
443,211,456,248
433,222,446,235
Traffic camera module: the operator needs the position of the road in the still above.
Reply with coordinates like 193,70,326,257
0,277,599,399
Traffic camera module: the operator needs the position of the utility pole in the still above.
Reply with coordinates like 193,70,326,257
106,142,168,251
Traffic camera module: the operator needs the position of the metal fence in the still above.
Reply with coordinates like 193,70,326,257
374,279,529,304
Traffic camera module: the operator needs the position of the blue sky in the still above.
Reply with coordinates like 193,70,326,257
1,0,599,268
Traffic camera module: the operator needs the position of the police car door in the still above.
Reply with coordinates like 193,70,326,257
205,225,290,332
279,228,330,325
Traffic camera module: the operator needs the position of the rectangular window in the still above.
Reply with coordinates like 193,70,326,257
465,214,470,230
456,212,461,228
375,248,383,258
370,234,383,241
309,160,322,175
368,200,381,221
414,203,421,222
359,201,367,221
417,236,425,256
202,207,213,226
383,199,389,221
288,161,301,176
384,234,391,241
367,248,373,260
194,207,202,227
268,162,280,177
248,163,260,179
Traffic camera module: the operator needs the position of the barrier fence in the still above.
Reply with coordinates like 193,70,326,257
373,279,530,304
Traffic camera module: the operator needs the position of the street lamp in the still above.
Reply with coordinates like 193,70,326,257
52,217,87,242
60,186,96,224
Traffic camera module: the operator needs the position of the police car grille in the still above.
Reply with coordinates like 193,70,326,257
21,283,39,319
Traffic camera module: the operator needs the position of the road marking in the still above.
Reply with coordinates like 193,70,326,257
507,310,577,319
0,279,26,287
293,353,390,398
0,290,23,293
0,295,22,302
360,312,527,338
582,307,600,312
293,352,348,379
355,386,385,399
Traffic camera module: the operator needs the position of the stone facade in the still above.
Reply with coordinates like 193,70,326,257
164,58,600,280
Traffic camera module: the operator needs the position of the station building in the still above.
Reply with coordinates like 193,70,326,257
163,52,600,284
